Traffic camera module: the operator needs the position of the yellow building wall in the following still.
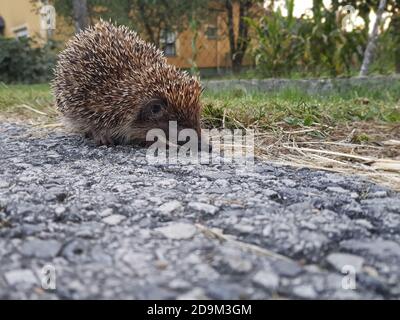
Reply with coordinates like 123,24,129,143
168,2,249,69
0,0,252,70
170,25,231,69
0,0,45,39
0,0,74,43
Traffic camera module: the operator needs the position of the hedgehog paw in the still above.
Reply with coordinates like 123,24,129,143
94,134,115,146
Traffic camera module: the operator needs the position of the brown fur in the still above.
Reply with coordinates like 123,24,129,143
52,21,202,146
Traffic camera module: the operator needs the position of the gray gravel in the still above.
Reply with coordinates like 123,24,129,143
0,122,399,299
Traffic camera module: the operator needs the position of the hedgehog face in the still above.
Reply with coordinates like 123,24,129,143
129,95,202,147
138,98,169,123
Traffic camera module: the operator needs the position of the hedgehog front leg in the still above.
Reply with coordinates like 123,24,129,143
93,131,115,146
84,131,93,140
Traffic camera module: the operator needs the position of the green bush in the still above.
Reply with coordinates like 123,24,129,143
246,0,367,78
0,37,57,84
246,1,304,77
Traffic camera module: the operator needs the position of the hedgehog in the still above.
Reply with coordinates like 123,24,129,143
52,21,203,147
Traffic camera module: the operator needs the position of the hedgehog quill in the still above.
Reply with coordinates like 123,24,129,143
52,21,203,147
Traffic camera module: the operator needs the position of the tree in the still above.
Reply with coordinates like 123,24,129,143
38,0,260,72
312,0,324,23
72,0,89,32
123,0,261,72
222,0,262,73
391,11,400,73
360,0,388,76
30,0,90,34
92,0,208,47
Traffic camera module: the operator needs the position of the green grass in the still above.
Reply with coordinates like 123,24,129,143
202,84,400,130
0,83,54,118
0,82,399,130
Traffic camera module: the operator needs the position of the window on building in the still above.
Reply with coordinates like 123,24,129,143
160,30,177,57
205,25,218,40
0,16,5,36
13,26,29,39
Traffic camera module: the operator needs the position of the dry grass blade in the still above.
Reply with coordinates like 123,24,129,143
222,108,227,129
16,104,48,116
382,140,400,146
195,223,294,262
305,153,350,166
282,145,374,162
297,141,383,150
261,155,400,191
283,128,319,134
36,123,64,129
371,159,400,172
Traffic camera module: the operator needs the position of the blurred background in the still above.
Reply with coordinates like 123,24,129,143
0,0,399,83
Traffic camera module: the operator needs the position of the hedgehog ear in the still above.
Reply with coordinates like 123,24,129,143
139,98,167,121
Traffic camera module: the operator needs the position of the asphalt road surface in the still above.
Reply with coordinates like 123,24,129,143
0,122,399,299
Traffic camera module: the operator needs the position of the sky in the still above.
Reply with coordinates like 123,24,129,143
266,0,331,17
291,0,315,17
265,0,385,33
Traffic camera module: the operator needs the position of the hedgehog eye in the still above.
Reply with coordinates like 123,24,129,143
151,103,163,114
139,99,166,121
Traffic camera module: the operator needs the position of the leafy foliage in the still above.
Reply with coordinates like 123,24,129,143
0,37,57,84
246,1,305,76
26,0,400,78
248,0,368,77
247,0,400,77
51,0,209,46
